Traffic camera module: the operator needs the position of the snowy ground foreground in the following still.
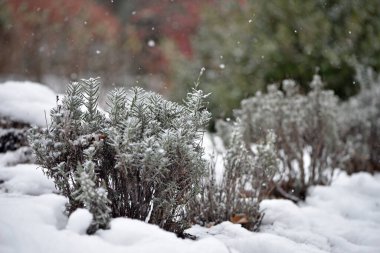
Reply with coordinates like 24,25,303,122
188,172,380,253
0,161,228,253
1,154,379,253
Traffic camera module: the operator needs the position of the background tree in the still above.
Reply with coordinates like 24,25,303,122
0,0,129,89
169,0,380,127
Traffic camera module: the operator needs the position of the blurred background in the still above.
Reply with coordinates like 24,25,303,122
1,0,380,129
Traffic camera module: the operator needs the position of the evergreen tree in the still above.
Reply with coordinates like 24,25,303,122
169,0,380,126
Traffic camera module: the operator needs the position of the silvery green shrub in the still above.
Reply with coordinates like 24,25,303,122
29,78,211,234
190,121,278,230
217,75,345,199
339,67,380,173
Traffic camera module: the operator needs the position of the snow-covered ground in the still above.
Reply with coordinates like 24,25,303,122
189,172,380,253
1,80,380,253
1,157,379,253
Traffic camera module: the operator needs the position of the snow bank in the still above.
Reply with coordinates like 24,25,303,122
187,172,380,253
1,144,380,253
0,193,228,253
0,164,55,195
188,222,327,253
0,147,34,167
0,163,229,253
66,209,93,235
98,218,228,253
0,81,57,126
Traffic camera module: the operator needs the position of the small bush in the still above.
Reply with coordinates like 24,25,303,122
29,78,211,234
217,75,346,200
339,67,380,173
190,122,278,231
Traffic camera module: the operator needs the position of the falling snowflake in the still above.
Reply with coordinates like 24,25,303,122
148,40,155,47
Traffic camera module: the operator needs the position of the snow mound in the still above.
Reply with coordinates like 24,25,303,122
0,161,229,253
0,147,34,167
98,218,228,252
187,172,380,253
0,164,55,195
1,142,380,253
66,209,93,235
0,81,57,126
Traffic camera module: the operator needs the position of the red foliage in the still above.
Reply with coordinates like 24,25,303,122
130,0,208,58
1,0,125,83
127,0,246,77
7,0,122,40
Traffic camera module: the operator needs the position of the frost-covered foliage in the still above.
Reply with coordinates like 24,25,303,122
339,67,380,173
29,78,211,234
217,75,345,199
191,121,278,230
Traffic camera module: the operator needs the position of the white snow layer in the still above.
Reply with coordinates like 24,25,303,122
0,81,57,126
188,172,380,253
0,159,379,253
66,209,93,235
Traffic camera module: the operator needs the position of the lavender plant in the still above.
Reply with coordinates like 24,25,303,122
339,67,380,173
29,77,211,234
217,75,345,200
191,121,278,231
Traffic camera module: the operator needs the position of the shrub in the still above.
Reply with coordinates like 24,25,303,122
217,75,346,200
339,67,380,173
190,122,278,231
29,78,211,234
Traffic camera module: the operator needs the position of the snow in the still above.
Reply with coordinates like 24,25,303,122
0,81,57,126
0,163,55,195
0,163,229,253
148,40,156,47
66,209,93,235
97,218,227,252
0,147,34,167
187,172,380,253
1,156,379,253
